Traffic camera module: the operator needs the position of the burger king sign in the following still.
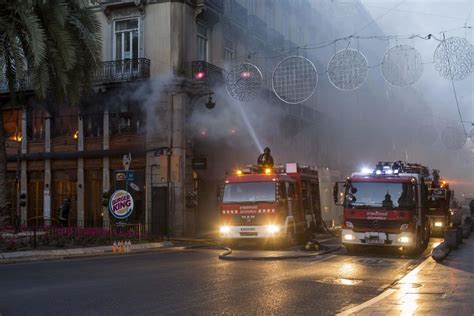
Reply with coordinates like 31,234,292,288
109,190,134,220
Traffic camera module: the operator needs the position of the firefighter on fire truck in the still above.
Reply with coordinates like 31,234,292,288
257,147,274,170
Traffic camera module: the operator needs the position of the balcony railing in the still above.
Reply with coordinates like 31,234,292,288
191,61,224,86
248,15,267,41
225,0,248,29
93,58,150,83
205,0,224,14
0,58,151,94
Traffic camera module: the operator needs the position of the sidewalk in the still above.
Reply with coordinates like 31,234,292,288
0,241,175,264
339,237,474,315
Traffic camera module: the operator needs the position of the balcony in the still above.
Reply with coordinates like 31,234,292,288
267,28,285,51
204,0,224,14
93,58,150,83
248,15,267,41
225,0,248,29
0,58,151,94
191,61,224,87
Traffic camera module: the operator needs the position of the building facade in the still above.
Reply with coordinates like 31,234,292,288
1,0,326,237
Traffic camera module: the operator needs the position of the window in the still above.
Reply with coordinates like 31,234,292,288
3,110,22,142
197,23,208,61
345,182,416,210
223,38,234,62
114,18,139,60
223,182,276,203
27,109,46,141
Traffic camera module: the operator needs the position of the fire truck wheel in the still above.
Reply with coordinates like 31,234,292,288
344,244,358,254
405,228,423,257
286,224,298,247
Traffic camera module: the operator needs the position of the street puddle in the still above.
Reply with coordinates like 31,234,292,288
316,277,363,286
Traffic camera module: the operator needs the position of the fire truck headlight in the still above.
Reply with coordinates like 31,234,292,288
399,236,411,243
343,234,354,241
264,168,272,175
220,225,230,234
434,222,443,227
266,224,280,234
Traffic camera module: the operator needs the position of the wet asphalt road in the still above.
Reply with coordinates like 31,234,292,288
0,239,440,315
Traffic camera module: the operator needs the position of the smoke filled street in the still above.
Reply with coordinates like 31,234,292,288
0,241,439,315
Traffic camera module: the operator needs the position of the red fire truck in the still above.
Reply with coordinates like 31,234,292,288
219,163,325,244
334,161,433,254
427,176,451,237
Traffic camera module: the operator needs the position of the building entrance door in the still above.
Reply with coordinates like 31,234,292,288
151,187,168,238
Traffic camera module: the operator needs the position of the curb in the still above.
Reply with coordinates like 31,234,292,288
218,245,342,261
337,255,433,315
0,241,175,264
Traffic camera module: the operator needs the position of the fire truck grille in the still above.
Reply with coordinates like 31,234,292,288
351,219,402,231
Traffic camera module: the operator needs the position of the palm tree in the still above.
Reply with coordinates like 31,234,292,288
0,0,101,226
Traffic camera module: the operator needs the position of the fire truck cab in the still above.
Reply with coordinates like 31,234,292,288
334,161,432,254
219,163,322,243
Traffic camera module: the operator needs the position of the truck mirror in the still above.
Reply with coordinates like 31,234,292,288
333,182,345,206
350,187,357,194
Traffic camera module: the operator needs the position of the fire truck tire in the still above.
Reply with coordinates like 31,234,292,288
286,223,298,247
405,228,423,257
344,244,358,254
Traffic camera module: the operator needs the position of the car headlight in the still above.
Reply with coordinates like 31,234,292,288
343,234,354,241
220,225,230,234
399,236,410,243
434,222,443,227
266,224,280,234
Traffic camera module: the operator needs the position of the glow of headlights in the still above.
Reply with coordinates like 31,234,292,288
399,236,410,243
266,224,280,234
434,222,443,227
220,226,230,234
343,234,354,241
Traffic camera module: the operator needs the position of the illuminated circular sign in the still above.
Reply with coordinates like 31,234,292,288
109,190,134,220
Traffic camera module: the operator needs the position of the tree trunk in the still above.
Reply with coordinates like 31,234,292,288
0,111,11,228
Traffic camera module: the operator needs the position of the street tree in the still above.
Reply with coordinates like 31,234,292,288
0,0,101,227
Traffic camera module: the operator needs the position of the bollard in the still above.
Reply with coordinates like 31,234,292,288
462,224,471,238
465,217,473,232
119,241,124,253
456,226,463,244
432,241,450,262
444,229,458,250
112,241,117,253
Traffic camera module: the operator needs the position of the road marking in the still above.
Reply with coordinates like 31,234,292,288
337,256,433,315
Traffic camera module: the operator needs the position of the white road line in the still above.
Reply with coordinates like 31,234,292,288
337,256,433,315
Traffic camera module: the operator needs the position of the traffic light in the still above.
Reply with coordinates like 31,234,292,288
19,192,27,207
102,191,109,207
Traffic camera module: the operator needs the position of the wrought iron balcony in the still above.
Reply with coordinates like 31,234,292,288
204,0,224,14
225,0,248,29
267,28,285,51
0,58,151,94
191,61,224,87
248,15,267,41
93,58,150,83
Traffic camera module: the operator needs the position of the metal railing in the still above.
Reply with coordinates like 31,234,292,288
0,222,154,252
0,58,151,93
191,60,225,86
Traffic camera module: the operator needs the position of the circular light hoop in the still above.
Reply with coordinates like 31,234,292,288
433,37,474,81
272,56,318,104
225,62,263,102
327,48,368,91
382,45,423,87
441,126,467,150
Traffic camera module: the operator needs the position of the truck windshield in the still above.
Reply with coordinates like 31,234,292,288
346,182,416,210
223,182,276,203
